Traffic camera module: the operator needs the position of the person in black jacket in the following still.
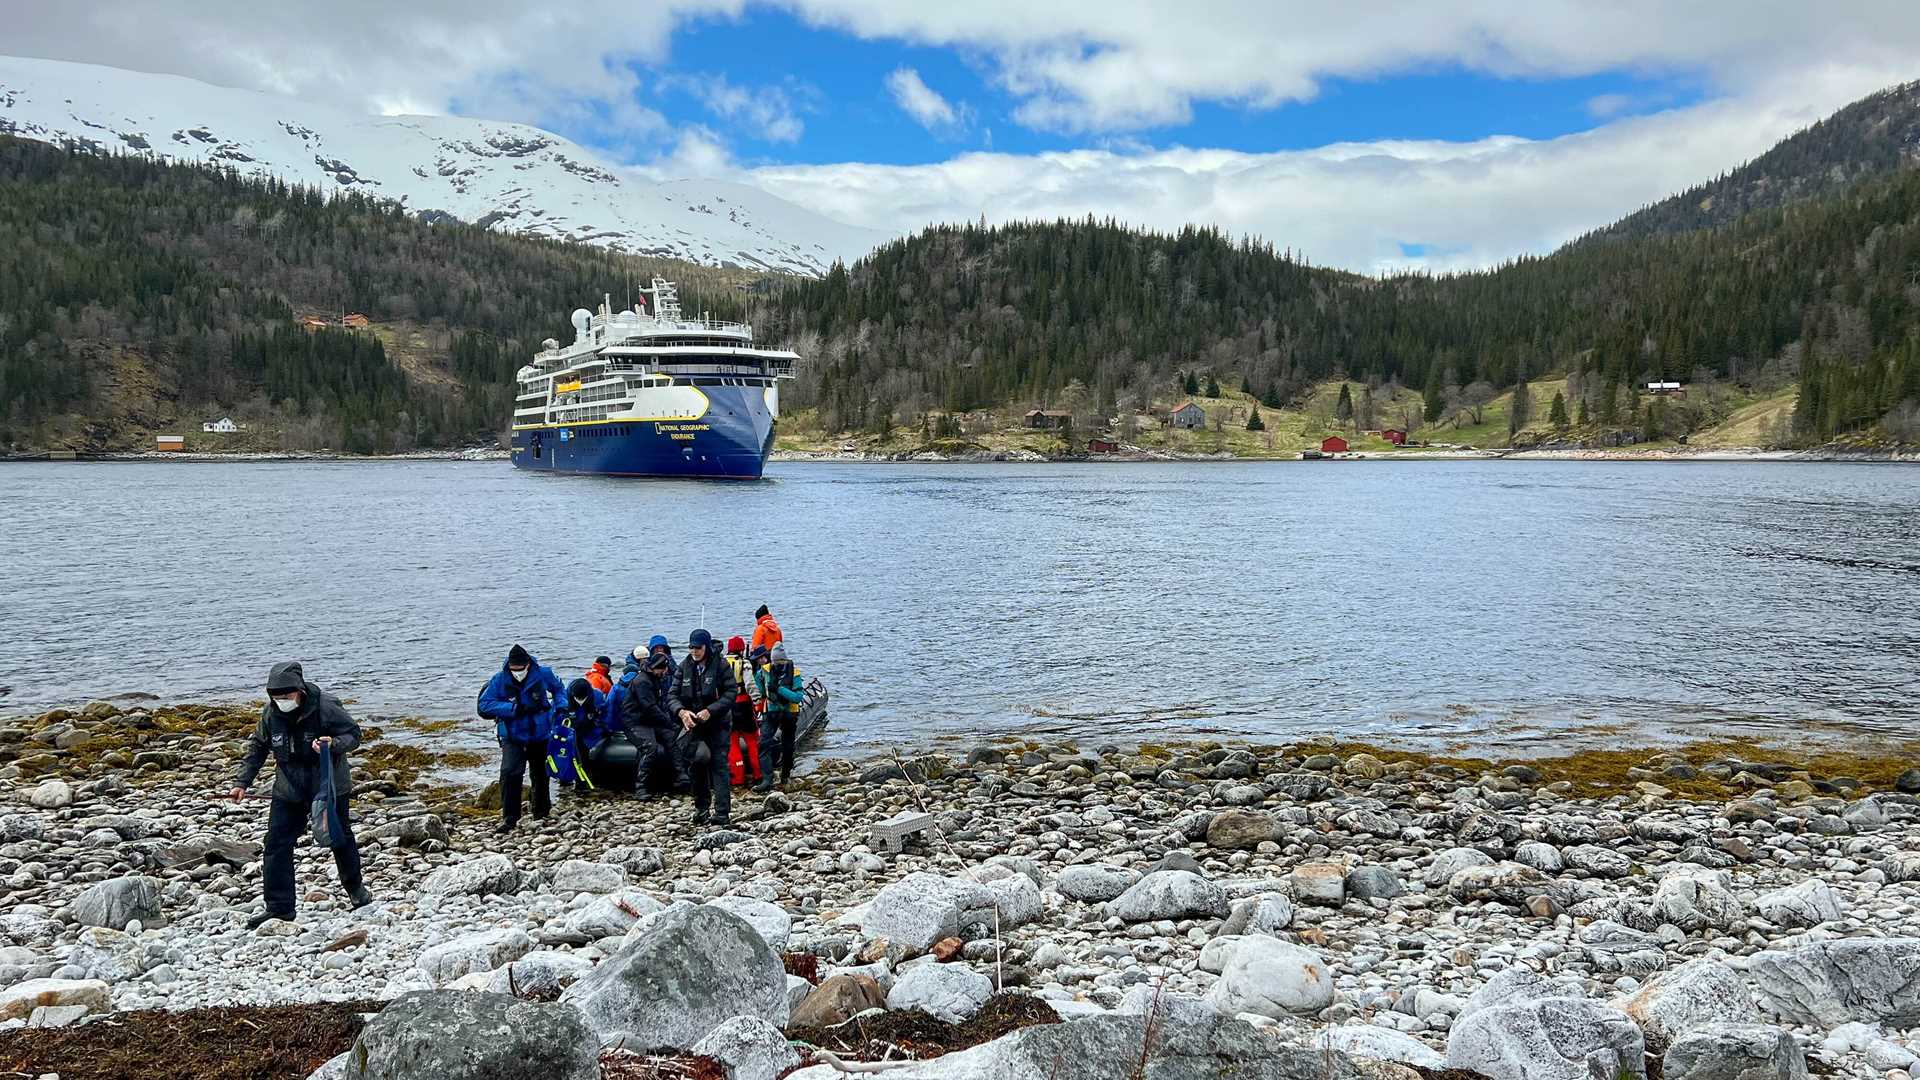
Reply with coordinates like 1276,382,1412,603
620,649,679,800
229,661,370,928
670,628,737,825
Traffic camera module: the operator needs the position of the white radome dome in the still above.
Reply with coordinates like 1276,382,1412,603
571,309,593,335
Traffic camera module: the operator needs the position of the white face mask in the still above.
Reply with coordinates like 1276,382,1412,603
272,696,299,713
510,668,528,682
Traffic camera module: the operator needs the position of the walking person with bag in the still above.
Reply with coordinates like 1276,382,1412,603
477,644,564,833
229,661,370,929
670,629,737,825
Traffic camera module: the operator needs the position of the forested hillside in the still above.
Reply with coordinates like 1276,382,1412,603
0,137,749,452
760,163,1920,445
1592,81,1920,242
10,71,1920,455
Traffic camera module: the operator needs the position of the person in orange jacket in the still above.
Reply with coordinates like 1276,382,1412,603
724,636,762,785
584,656,614,696
750,604,783,655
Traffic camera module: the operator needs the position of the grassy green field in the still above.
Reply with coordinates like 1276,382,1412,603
1691,388,1798,447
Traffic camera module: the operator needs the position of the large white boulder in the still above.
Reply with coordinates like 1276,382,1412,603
1447,997,1647,1080
421,854,519,897
1105,870,1228,922
887,962,994,1023
1220,893,1294,936
1755,879,1843,929
561,903,788,1049
861,873,997,954
1424,847,1495,887
416,928,534,987
27,780,73,809
985,875,1043,927
1616,958,1758,1050
691,1015,801,1080
483,951,595,998
1652,866,1744,932
1054,864,1140,903
1204,935,1334,1019
1459,967,1587,1020
0,978,109,1021
549,860,626,894
553,890,666,943
63,876,163,930
1663,1023,1807,1080
1750,938,1920,1028
708,896,793,950
347,991,598,1080
1314,1024,1447,1069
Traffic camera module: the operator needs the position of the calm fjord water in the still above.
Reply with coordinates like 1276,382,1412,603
1,459,1915,756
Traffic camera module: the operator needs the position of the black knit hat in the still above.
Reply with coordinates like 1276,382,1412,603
567,678,592,702
507,644,532,668
755,604,770,620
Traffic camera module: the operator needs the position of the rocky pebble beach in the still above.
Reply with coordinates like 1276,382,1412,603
3,700,1920,1079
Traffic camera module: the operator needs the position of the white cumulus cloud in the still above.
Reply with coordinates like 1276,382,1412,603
884,66,964,132
751,70,1904,274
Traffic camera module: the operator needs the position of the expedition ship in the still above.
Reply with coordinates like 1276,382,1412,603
509,279,795,478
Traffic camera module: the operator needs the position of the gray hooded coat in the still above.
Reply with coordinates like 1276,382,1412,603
235,661,360,802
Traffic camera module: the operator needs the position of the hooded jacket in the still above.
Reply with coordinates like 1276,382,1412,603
619,663,676,746
757,659,806,716
477,650,565,743
750,613,783,655
584,660,614,695
670,649,737,733
557,682,609,750
236,661,360,802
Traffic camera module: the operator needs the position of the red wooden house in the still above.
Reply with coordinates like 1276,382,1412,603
1320,436,1349,453
1381,429,1407,446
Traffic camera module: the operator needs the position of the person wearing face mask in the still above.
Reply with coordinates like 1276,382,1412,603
477,644,565,833
229,661,370,929
670,628,738,825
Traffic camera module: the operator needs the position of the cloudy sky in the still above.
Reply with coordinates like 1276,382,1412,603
8,2,1917,272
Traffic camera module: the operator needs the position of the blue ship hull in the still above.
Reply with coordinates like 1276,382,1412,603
510,386,774,479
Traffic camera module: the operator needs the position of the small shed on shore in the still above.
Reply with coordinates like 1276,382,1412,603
1381,428,1407,446
1320,435,1349,454
155,435,185,452
1169,401,1207,429
1025,409,1071,430
1088,438,1119,453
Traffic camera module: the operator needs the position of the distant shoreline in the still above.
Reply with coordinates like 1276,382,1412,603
6,446,1913,465
770,445,1919,465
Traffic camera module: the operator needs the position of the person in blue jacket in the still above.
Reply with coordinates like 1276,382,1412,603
477,644,564,833
550,677,605,794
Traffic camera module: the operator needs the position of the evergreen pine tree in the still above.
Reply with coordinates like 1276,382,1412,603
1184,371,1200,396
1246,406,1265,431
1508,376,1532,439
1334,383,1354,422
1205,373,1221,398
1549,390,1570,429
1423,368,1446,424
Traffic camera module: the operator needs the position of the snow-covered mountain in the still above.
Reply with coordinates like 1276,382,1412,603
0,55,887,276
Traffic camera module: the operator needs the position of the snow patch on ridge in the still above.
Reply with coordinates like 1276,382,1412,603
0,55,888,277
